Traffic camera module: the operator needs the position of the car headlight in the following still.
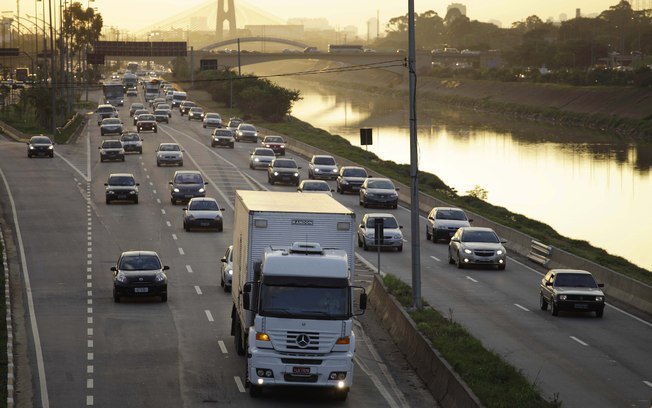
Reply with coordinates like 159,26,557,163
496,249,504,255
394,234,402,239
173,188,180,192
274,171,279,176
155,272,166,282
293,172,299,177
198,188,205,193
463,248,472,254
29,145,34,149
332,169,338,173
116,272,128,283
186,214,195,220
595,296,603,302
48,145,54,150
106,190,115,194
341,180,349,184
254,158,260,162
129,190,136,195
559,295,567,300
228,269,233,275
314,168,320,172
280,145,285,148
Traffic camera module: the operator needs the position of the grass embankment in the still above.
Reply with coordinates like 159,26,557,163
187,84,652,287
383,274,560,407
0,236,7,404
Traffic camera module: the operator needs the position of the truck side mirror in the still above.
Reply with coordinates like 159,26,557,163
253,261,262,282
243,292,251,311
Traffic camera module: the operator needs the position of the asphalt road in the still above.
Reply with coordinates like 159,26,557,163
1,87,650,408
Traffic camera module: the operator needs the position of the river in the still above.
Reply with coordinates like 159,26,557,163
247,62,652,272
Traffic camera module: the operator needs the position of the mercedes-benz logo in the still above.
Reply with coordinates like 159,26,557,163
295,334,310,348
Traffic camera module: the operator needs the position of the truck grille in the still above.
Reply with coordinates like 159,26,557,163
268,329,338,353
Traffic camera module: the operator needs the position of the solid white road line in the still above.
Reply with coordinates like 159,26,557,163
218,340,228,354
205,310,214,322
466,276,478,283
514,303,530,312
185,265,193,273
429,256,440,262
570,336,588,346
0,167,50,407
643,380,652,389
194,286,202,295
234,376,245,393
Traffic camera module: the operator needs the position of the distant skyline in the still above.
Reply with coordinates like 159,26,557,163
11,0,626,34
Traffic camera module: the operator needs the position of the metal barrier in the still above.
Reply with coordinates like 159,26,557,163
527,240,552,266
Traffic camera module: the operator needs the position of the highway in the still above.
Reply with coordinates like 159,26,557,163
1,87,650,408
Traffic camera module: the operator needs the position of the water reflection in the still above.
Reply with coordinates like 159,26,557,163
271,76,652,271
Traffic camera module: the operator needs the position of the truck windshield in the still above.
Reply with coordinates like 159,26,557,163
259,285,350,320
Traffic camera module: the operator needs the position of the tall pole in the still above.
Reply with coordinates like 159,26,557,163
48,0,56,135
237,37,241,76
407,0,421,309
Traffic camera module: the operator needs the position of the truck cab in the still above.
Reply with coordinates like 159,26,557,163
239,242,366,400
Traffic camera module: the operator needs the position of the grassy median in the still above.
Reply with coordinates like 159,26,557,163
383,274,561,408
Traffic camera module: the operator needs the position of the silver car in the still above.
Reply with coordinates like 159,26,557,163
357,213,404,252
156,143,184,167
249,147,275,169
297,180,333,196
100,118,123,136
120,132,143,154
308,155,339,180
99,139,125,162
235,123,258,142
426,207,472,242
203,113,223,128
220,245,233,292
182,197,225,232
448,227,507,270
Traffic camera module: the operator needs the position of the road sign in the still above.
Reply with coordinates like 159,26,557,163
0,48,20,57
360,128,373,145
374,218,384,246
200,59,218,71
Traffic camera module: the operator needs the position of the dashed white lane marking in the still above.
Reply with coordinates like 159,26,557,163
514,304,530,312
166,221,172,228
466,276,478,283
218,340,228,354
156,198,161,204
234,376,246,393
152,189,157,194
86,395,93,406
87,379,94,389
644,381,652,389
185,265,193,273
161,209,166,215
88,340,93,348
87,365,94,374
429,256,440,262
570,336,588,346
143,168,148,171
141,162,145,166
149,182,154,186
146,175,150,179
178,247,185,255
194,286,202,295
87,353,93,360
87,328,93,336
205,310,214,322
172,233,178,240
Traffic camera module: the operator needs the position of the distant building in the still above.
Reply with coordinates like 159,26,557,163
447,3,467,16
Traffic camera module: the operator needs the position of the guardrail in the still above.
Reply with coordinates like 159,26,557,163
527,240,552,266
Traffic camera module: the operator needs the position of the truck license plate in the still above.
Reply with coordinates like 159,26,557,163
134,287,148,293
292,367,310,374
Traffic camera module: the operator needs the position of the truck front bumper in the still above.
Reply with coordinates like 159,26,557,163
248,347,354,389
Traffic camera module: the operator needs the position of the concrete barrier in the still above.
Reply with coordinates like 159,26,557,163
369,273,483,408
0,120,28,142
260,127,652,315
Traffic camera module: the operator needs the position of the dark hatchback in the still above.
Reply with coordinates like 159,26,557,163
169,170,208,204
336,166,369,194
136,114,158,133
112,251,170,302
267,158,301,186
105,173,139,204
211,128,235,148
27,135,54,158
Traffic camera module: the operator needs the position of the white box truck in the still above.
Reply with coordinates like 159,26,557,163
230,190,366,400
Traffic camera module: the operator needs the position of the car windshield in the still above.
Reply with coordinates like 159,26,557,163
154,110,166,115
366,217,399,229
255,149,275,156
343,168,367,177
175,173,203,184
119,255,161,271
31,137,51,144
189,200,219,211
97,107,113,113
157,104,170,110
260,284,349,320
265,136,283,143
131,104,143,109
159,144,180,151
214,130,233,136
303,182,330,191
436,209,467,221
554,273,598,288
103,119,121,125
138,115,155,121
108,176,135,186
121,134,139,141
314,156,335,165
174,94,187,101
228,120,241,127
274,160,297,168
190,107,203,112
102,141,122,148
240,125,255,131
367,180,394,189
461,230,499,243
206,114,221,119
135,110,148,116
182,102,196,107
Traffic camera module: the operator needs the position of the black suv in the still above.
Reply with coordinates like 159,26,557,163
105,173,139,204
540,269,605,318
267,158,301,186
27,135,54,158
169,170,208,204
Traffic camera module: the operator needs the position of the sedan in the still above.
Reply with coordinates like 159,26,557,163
210,128,235,148
99,139,125,162
267,158,301,185
297,180,333,196
188,107,205,121
308,155,338,180
220,245,233,292
156,104,172,117
359,178,399,209
119,132,143,154
136,114,157,133
203,113,223,128
132,109,149,125
27,135,54,158
154,109,169,123
182,197,225,232
226,117,243,131
540,269,605,318
235,123,258,142
126,87,138,96
336,166,369,194
448,227,507,270
426,207,472,242
357,213,404,252
249,147,276,169
179,101,196,116
105,173,139,204
100,118,123,136
111,251,169,302
169,170,207,204
156,143,183,167
261,135,286,156
129,102,144,116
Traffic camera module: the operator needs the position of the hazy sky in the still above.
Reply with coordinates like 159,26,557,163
12,0,623,33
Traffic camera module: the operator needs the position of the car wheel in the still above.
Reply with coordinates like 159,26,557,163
133,197,138,204
27,153,32,158
363,201,368,208
362,240,368,251
268,176,274,185
220,276,225,287
397,245,403,252
113,290,120,303
229,143,234,148
49,153,54,158
100,158,104,162
203,125,206,128
426,229,432,241
551,301,559,316
179,161,183,167
154,129,157,133
595,309,604,318
448,249,455,264
456,252,464,269
171,197,176,205
539,293,548,311
249,163,253,169
497,263,506,270
357,235,363,248
393,204,398,209
160,293,167,302
106,198,111,205
295,181,300,187
211,142,215,147
121,157,125,162
157,161,161,167
308,172,313,179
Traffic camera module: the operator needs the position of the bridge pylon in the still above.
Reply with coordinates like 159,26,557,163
216,0,237,41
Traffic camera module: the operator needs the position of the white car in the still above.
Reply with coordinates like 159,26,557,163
426,207,472,242
182,197,225,232
297,180,333,196
249,147,275,169
308,155,339,180
156,143,184,167
203,113,223,128
357,213,403,252
220,245,233,292
448,227,506,270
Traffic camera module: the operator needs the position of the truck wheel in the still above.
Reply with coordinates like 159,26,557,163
234,321,245,356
